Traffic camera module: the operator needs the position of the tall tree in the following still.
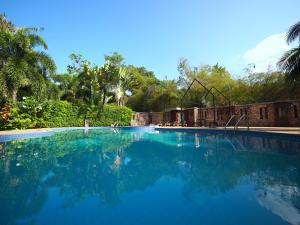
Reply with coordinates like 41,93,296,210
99,52,126,106
0,14,14,32
111,66,131,106
51,73,77,101
278,21,300,85
0,15,56,103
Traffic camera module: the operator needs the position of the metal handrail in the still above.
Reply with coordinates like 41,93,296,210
225,136,247,151
113,127,120,134
234,114,246,130
225,115,235,129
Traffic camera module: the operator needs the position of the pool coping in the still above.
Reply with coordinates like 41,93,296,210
0,126,155,142
1,126,300,135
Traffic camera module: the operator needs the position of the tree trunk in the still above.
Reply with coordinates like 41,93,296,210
12,86,18,103
102,89,106,106
119,97,124,106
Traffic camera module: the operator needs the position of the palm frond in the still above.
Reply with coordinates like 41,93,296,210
278,47,300,81
32,51,56,74
287,21,300,44
15,27,44,33
0,14,14,32
27,33,48,49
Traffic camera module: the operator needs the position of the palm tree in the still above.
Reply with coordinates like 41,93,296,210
0,16,56,102
278,21,300,84
77,63,93,104
98,60,116,106
111,66,131,106
0,14,14,32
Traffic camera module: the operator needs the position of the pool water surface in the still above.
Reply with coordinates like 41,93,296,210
0,128,300,225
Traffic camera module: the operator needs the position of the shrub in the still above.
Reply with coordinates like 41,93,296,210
5,117,33,130
0,100,133,130
0,104,12,128
3,108,34,130
39,100,82,127
89,104,132,126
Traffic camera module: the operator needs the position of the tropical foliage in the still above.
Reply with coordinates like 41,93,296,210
0,97,132,129
0,15,56,103
0,14,299,129
278,21,300,85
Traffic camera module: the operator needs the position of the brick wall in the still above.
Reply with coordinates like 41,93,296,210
273,101,300,126
131,100,300,127
287,101,300,126
196,101,300,127
131,112,163,126
131,112,149,126
183,108,198,126
234,104,275,127
151,112,164,124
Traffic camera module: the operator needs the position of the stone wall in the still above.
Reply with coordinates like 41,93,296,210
234,101,300,127
184,107,199,126
197,106,232,126
131,100,300,127
131,112,149,126
194,101,300,127
287,101,300,126
150,112,164,124
273,101,300,127
234,103,275,127
131,112,163,126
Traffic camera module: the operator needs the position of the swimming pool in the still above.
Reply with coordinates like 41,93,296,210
0,127,300,225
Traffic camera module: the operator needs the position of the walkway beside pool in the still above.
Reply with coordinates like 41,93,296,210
0,128,53,135
158,126,300,135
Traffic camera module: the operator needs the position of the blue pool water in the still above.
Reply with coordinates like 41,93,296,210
0,128,300,225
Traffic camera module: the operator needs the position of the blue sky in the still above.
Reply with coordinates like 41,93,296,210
1,0,299,79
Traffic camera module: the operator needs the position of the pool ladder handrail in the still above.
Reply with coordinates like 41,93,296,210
113,127,120,134
234,114,246,130
225,115,236,129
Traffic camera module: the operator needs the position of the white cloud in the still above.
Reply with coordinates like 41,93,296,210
243,33,290,73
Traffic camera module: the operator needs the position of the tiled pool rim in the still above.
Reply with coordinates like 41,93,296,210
1,126,300,142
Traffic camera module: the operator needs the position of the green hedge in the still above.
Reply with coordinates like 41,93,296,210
0,98,132,130
89,104,132,126
37,100,83,128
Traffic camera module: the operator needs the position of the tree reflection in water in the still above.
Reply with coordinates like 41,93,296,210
0,129,300,225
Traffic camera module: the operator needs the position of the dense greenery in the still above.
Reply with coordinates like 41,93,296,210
177,61,299,107
0,97,132,129
0,14,299,129
0,15,57,103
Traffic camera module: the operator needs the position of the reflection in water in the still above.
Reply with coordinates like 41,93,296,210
0,129,300,225
110,147,123,172
257,185,300,225
194,133,200,148
0,142,6,156
84,127,89,135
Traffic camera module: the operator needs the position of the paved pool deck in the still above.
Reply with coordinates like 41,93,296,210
0,128,53,135
0,126,300,136
157,126,300,135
